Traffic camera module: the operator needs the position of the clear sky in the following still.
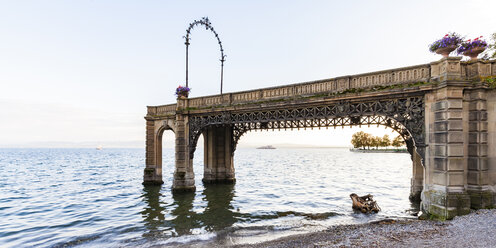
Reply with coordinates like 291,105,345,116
1,0,495,148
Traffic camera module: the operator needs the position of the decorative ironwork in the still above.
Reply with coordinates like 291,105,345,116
188,96,425,160
184,17,226,94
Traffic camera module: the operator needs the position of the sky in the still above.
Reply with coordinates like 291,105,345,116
1,0,495,148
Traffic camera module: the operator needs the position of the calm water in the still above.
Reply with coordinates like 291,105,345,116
0,148,418,247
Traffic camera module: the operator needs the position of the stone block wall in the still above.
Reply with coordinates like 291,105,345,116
486,90,496,207
423,86,471,219
465,89,493,208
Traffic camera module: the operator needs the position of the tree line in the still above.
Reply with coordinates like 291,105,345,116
351,131,405,150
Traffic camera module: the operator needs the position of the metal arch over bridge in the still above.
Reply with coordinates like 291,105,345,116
145,56,496,220
184,17,226,94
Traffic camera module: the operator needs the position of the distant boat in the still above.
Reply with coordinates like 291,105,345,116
96,145,103,150
257,145,276,149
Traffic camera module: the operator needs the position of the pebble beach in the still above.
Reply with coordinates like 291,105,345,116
231,209,496,248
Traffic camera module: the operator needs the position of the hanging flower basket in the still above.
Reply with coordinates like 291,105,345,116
175,85,190,99
429,33,463,58
457,36,487,60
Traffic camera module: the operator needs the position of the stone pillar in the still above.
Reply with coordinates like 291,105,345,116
422,86,470,219
466,89,492,208
202,125,236,184
172,98,196,192
487,90,496,207
144,119,164,185
409,150,423,202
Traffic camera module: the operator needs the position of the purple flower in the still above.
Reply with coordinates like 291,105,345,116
429,32,463,53
175,85,191,96
456,37,488,54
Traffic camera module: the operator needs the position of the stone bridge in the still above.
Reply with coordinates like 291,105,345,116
144,57,496,219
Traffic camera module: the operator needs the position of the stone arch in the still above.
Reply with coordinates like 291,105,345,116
144,118,176,185
155,120,176,173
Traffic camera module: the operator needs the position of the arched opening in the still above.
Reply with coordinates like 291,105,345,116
230,124,423,221
157,126,175,184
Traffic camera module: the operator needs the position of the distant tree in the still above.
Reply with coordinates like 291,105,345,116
372,136,381,149
363,133,373,150
392,135,405,148
380,134,391,148
352,132,399,149
351,131,367,149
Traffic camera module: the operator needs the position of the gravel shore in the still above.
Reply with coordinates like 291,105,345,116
233,209,496,248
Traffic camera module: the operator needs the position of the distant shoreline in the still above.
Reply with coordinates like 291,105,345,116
349,148,408,153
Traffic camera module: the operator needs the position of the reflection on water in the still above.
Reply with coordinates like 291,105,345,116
170,191,198,236
141,185,166,237
0,148,418,247
141,184,238,238
201,184,237,232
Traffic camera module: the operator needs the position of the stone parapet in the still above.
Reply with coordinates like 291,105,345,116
148,58,496,117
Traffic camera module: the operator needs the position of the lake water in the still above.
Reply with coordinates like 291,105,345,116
0,148,418,247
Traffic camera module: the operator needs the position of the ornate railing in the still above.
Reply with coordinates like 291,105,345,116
187,63,431,108
148,59,496,116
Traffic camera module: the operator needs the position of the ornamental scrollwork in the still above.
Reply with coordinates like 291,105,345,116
188,96,425,160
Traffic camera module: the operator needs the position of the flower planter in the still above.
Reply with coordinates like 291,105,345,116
429,33,463,57
462,46,486,60
435,45,457,58
177,92,189,99
175,85,190,99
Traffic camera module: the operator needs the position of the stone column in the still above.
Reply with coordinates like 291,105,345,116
466,89,492,208
409,150,423,202
172,98,196,192
143,119,164,185
422,86,470,219
202,125,236,184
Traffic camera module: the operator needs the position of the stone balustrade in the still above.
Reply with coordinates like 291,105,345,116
147,104,176,116
148,58,496,116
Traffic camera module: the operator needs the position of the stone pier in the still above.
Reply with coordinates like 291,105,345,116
145,57,496,219
202,125,236,184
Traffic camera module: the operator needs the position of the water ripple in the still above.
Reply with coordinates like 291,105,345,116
0,148,417,247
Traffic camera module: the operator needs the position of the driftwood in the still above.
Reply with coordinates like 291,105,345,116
350,193,381,213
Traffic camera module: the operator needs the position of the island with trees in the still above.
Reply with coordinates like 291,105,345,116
350,131,406,153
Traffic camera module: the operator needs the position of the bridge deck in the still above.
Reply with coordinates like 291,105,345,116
147,58,495,117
